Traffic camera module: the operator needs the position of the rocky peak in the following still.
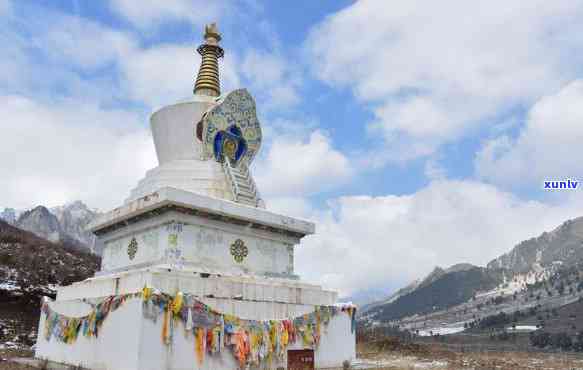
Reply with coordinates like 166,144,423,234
4,201,102,254
446,263,476,273
486,216,583,273
418,266,446,289
0,208,20,225
16,206,62,243
50,201,99,250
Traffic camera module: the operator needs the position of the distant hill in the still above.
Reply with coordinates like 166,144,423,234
360,263,478,315
362,216,583,324
0,219,100,346
366,267,504,321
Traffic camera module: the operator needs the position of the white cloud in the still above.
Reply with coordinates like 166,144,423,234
109,0,229,28
15,13,241,109
40,18,135,70
296,180,583,297
2,2,294,115
254,130,352,197
0,9,132,102
120,45,298,111
31,18,232,109
424,157,446,181
241,49,301,109
476,80,583,188
264,196,315,220
0,95,157,210
120,45,195,108
306,0,583,161
120,44,241,109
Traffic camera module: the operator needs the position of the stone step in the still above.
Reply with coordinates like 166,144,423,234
237,191,255,199
233,172,248,180
223,162,258,206
237,182,254,192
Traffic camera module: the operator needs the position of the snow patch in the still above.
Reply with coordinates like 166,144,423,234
0,281,19,291
417,326,465,336
509,325,538,331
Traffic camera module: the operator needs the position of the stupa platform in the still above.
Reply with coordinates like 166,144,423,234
36,267,355,370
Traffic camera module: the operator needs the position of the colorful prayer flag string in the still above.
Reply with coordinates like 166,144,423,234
41,288,356,368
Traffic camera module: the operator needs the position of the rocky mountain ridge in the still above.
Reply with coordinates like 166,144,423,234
487,217,583,273
0,201,101,254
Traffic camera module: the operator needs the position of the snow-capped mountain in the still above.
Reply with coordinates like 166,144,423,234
15,206,62,243
0,201,101,254
50,201,99,251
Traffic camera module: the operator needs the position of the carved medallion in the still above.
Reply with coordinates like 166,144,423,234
201,89,262,166
127,237,138,260
230,239,248,263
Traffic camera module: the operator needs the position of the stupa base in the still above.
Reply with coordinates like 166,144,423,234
35,268,356,370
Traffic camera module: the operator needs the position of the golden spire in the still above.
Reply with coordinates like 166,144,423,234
193,23,224,97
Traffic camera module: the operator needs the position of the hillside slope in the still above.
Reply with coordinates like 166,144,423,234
487,217,583,273
0,219,100,346
360,264,478,315
368,267,504,321
362,216,583,326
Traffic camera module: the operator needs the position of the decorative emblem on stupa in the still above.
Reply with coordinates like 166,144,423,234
229,239,248,263
201,89,262,166
127,237,138,260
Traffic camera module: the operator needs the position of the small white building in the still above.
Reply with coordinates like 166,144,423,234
35,24,356,370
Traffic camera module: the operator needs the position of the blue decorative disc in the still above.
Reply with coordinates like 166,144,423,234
201,89,262,167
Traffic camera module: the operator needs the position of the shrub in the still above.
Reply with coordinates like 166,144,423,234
551,332,572,350
530,331,551,348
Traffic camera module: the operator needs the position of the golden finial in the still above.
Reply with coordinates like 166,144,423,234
193,23,224,97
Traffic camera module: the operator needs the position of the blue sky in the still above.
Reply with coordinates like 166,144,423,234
2,0,583,297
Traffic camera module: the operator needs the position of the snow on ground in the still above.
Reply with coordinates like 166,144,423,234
351,357,448,369
0,341,21,349
417,326,465,336
509,325,538,331
476,267,554,300
0,281,19,291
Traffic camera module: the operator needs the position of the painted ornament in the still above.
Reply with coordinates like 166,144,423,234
230,239,248,263
127,237,138,260
201,89,262,166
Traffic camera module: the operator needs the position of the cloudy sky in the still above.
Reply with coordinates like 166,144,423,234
2,0,583,298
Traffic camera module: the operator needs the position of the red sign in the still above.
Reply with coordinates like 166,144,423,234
288,349,315,370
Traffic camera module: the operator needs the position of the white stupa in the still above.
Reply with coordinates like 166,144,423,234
35,24,355,370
